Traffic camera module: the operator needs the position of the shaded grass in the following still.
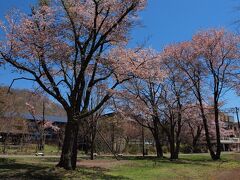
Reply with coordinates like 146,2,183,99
0,157,128,180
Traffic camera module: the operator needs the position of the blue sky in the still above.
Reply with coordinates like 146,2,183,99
0,0,239,108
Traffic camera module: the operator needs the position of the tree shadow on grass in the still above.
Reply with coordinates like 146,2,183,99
0,158,130,180
120,155,228,167
77,166,131,180
0,161,61,179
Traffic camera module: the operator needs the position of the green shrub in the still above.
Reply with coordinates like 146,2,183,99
180,144,192,154
162,145,169,153
127,145,139,154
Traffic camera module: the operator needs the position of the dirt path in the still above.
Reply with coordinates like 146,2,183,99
211,169,240,180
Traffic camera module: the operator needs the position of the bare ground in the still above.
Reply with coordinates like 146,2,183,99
211,169,240,180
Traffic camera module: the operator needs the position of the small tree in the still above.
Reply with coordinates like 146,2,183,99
182,105,204,153
26,102,60,152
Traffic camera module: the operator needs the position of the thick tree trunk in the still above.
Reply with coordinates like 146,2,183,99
155,139,163,158
174,139,180,159
57,118,79,170
169,128,180,160
153,132,163,158
151,116,163,158
169,138,175,160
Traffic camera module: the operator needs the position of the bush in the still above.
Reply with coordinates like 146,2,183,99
148,145,156,154
180,144,192,154
162,146,169,153
127,145,140,154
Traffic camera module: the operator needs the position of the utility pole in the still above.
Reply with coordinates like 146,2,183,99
236,107,240,131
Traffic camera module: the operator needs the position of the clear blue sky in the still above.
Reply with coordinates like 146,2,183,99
0,0,239,108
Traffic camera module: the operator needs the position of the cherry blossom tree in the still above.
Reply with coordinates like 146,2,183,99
26,102,60,151
0,0,146,170
164,29,240,160
157,56,193,159
116,49,166,158
182,105,204,153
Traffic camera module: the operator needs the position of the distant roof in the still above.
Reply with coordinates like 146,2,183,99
20,113,67,123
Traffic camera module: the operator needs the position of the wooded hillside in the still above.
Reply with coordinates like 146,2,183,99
0,86,65,117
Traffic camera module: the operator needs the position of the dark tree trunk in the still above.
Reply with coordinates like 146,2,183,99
151,117,163,158
57,118,79,170
2,134,8,154
200,107,218,160
214,101,221,160
90,141,94,160
111,123,115,152
169,139,179,160
174,139,180,159
172,109,182,160
155,138,163,158
169,123,181,160
142,125,145,157
192,126,202,153
169,134,177,160
198,92,219,160
90,129,96,160
152,131,163,158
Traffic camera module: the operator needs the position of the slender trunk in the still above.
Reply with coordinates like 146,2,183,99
111,123,115,152
3,134,8,154
169,116,176,160
39,135,44,151
169,136,175,160
142,125,145,157
90,141,94,160
173,108,182,160
57,116,79,170
192,126,202,153
198,93,217,160
90,128,96,160
201,108,217,159
214,101,221,160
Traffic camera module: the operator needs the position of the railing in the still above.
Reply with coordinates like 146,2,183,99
221,137,240,144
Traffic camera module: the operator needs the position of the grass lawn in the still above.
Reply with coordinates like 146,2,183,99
0,153,240,179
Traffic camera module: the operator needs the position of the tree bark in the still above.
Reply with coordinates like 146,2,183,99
198,92,219,160
152,129,163,158
192,126,202,153
155,137,163,158
169,135,176,160
57,117,79,170
200,107,217,160
214,101,221,160
90,129,96,160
